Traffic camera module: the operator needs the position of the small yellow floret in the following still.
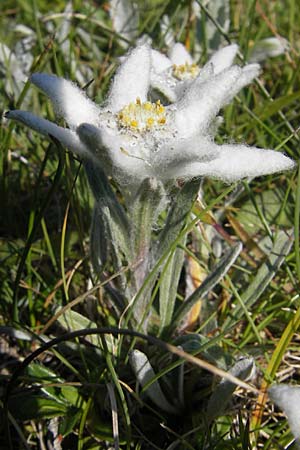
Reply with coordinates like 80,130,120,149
147,118,155,127
144,102,152,111
130,120,138,128
117,97,167,132
172,62,200,81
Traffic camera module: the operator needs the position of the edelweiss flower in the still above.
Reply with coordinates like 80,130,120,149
5,44,295,189
151,42,241,102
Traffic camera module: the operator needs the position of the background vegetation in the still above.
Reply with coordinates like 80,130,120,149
0,0,299,449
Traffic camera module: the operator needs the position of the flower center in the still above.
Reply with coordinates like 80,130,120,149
117,98,167,132
172,63,200,81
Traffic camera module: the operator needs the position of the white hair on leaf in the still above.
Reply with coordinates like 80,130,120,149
269,384,300,447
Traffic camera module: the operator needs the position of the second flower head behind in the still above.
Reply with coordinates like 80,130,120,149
150,42,241,102
6,44,295,190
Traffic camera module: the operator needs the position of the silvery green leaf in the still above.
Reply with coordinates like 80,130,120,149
130,177,165,288
85,161,130,267
170,242,242,333
160,14,175,48
206,357,255,422
223,230,294,328
129,349,178,414
157,180,200,258
268,384,300,449
0,326,32,341
159,241,186,335
56,307,111,351
0,42,31,97
90,201,128,310
128,178,166,323
90,203,109,273
92,200,129,278
76,27,102,61
56,307,96,333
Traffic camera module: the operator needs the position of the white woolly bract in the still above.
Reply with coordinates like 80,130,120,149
174,65,254,137
5,110,90,158
168,42,193,65
30,73,99,129
151,48,172,73
269,384,300,444
107,44,151,112
156,142,295,182
208,44,238,74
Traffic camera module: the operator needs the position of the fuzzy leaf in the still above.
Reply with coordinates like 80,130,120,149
110,0,139,46
206,357,255,422
157,180,200,258
130,177,165,287
56,307,105,349
159,240,186,334
129,349,178,414
90,203,110,273
0,326,32,341
85,161,130,272
268,384,300,448
249,37,287,63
